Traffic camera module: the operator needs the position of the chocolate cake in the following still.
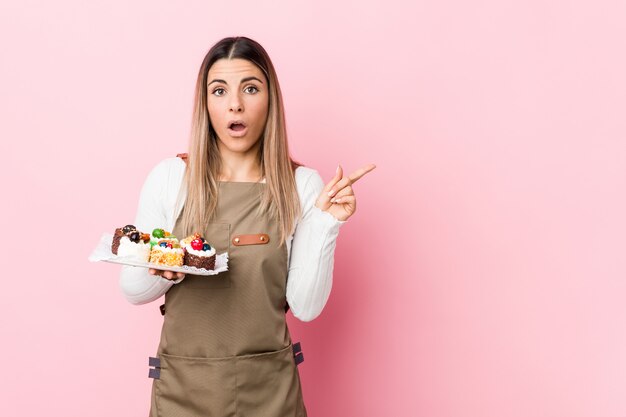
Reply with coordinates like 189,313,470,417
181,233,217,269
112,224,150,259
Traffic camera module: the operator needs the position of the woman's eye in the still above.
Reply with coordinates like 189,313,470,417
212,86,257,96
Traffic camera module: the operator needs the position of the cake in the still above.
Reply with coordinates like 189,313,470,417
150,228,178,248
112,225,151,261
181,232,217,270
112,224,136,254
149,237,184,267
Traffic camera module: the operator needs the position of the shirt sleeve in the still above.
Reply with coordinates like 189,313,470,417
118,159,184,305
286,169,347,321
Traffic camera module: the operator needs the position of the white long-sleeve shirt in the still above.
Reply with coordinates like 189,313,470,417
119,157,345,322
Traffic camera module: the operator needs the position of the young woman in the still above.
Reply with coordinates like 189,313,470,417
119,36,375,417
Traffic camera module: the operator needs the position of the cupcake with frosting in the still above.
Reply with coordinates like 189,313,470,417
181,233,216,270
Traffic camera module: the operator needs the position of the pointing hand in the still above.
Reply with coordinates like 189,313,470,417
315,163,376,222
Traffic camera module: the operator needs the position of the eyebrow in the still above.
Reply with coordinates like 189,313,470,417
207,76,264,86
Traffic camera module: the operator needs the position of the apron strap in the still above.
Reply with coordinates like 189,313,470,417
179,153,301,172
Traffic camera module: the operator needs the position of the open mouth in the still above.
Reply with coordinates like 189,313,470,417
228,121,247,131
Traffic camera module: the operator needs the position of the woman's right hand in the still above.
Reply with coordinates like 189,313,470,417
149,268,186,281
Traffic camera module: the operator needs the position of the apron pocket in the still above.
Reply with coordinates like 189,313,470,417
205,222,231,254
234,342,307,417
155,352,237,417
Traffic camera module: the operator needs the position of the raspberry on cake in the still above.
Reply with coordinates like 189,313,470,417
112,225,151,261
149,238,184,267
181,232,217,270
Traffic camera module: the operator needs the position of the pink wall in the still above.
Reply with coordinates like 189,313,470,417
2,0,626,416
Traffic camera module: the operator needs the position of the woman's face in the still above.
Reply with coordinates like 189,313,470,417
206,58,269,155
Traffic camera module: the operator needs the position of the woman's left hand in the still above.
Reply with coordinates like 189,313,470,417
315,163,376,222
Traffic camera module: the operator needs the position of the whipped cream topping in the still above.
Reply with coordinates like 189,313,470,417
117,236,150,260
151,245,184,254
183,243,216,257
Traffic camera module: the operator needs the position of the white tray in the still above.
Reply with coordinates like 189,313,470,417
88,233,229,276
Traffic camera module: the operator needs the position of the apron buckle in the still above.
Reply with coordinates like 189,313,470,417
293,342,304,366
148,356,161,379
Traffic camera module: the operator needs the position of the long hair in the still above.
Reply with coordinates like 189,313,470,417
176,36,303,246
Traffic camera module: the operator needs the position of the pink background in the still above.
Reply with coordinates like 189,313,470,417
2,0,626,416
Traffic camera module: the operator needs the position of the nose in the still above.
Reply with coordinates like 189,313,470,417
229,95,243,112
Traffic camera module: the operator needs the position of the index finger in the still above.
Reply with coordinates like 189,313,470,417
347,164,376,184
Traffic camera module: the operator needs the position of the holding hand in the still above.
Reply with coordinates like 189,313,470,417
315,163,376,222
149,268,185,281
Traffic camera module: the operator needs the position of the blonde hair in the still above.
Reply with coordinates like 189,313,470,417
177,36,303,246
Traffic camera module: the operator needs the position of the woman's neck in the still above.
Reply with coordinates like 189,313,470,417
218,149,263,182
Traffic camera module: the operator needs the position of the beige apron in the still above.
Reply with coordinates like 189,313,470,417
147,171,307,416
